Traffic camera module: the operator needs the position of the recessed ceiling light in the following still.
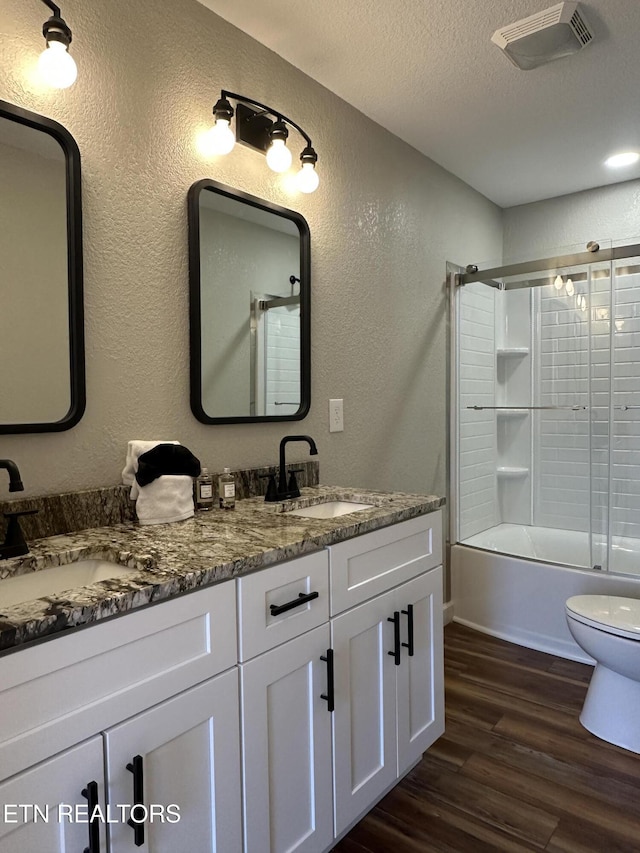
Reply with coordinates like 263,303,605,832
605,152,640,169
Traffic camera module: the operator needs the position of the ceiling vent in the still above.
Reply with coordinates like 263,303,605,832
491,2,594,70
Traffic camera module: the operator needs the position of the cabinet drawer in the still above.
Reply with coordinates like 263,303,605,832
328,512,442,615
0,580,237,783
237,550,329,661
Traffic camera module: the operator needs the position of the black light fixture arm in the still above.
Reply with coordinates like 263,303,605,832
39,0,72,46
221,90,314,148
40,0,61,15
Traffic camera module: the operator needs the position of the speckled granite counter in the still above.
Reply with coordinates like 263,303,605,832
0,486,444,653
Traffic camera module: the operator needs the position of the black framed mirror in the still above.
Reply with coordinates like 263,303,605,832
0,99,84,433
188,179,310,424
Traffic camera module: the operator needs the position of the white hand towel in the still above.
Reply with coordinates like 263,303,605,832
122,440,179,487
134,475,195,526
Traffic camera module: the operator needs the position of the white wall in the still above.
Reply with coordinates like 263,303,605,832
0,0,503,499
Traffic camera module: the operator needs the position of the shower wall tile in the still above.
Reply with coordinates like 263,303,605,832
458,283,498,540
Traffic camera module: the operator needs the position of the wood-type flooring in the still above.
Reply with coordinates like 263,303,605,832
333,621,640,853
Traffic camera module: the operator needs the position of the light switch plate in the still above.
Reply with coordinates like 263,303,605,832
329,399,344,432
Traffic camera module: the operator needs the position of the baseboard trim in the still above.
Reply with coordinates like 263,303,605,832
443,600,454,625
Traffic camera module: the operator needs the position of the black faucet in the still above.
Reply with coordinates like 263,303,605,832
264,435,318,502
0,460,36,559
0,460,24,493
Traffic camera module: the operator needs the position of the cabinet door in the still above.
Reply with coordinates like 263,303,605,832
395,567,445,775
0,736,106,853
240,624,333,853
331,590,397,837
105,670,241,853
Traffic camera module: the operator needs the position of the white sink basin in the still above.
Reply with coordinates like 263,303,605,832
0,560,135,609
286,500,374,519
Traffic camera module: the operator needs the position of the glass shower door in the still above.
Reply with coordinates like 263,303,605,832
607,256,640,575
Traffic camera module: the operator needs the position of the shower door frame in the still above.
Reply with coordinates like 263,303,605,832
449,239,640,571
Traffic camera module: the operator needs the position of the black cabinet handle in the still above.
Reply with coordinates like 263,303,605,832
401,604,415,657
387,611,401,666
126,755,145,847
320,648,335,712
270,590,319,616
81,781,100,853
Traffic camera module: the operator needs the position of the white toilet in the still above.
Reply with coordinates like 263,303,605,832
566,595,640,754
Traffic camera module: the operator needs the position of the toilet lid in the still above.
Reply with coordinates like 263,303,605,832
566,595,640,640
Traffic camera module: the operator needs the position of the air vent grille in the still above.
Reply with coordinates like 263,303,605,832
499,8,562,44
570,9,593,45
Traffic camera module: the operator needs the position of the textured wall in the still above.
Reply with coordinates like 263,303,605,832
0,0,502,499
503,179,640,261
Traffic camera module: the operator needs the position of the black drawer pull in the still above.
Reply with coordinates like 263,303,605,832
320,648,335,712
270,590,319,616
401,604,415,657
387,611,401,666
81,780,100,853
126,754,145,847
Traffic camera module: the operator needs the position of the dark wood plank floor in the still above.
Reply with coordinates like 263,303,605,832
333,622,640,852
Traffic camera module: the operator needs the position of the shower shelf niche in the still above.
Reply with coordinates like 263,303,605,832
496,466,529,478
496,347,529,357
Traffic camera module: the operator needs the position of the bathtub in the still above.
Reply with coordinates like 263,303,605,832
451,523,640,663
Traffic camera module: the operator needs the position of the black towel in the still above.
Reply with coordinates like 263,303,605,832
136,444,201,487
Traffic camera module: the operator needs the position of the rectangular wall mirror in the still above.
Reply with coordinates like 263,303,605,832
188,179,310,424
0,100,84,433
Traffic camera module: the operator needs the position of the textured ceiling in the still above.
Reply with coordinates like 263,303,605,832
195,0,640,208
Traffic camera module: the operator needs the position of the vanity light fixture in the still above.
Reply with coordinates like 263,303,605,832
207,91,320,193
37,0,77,89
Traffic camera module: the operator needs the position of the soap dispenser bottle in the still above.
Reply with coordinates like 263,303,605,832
218,467,236,510
195,468,214,511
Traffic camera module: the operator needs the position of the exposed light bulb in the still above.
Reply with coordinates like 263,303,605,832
204,119,236,156
266,138,292,173
296,162,319,193
37,40,77,89
565,278,575,296
554,275,563,290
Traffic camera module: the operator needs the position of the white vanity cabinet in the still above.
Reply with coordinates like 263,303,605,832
328,512,444,838
331,568,444,836
0,580,242,853
105,669,241,853
237,510,444,851
0,736,106,853
238,552,334,853
0,506,443,853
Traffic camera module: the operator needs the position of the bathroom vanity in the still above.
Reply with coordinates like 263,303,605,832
0,488,444,853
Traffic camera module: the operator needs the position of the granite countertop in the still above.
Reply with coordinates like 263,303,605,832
0,486,444,653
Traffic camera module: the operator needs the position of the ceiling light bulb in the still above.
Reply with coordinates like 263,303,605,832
296,162,319,193
605,152,640,169
205,119,236,155
565,278,575,296
554,275,563,290
37,40,77,89
266,138,292,173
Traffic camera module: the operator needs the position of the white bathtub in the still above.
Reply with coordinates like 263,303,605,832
452,523,640,663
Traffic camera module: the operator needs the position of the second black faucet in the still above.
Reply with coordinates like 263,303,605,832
264,435,318,502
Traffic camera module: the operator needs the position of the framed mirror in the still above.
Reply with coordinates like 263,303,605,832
0,100,84,433
188,179,310,424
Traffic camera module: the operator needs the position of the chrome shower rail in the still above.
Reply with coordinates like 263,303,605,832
457,242,640,288
466,405,587,411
